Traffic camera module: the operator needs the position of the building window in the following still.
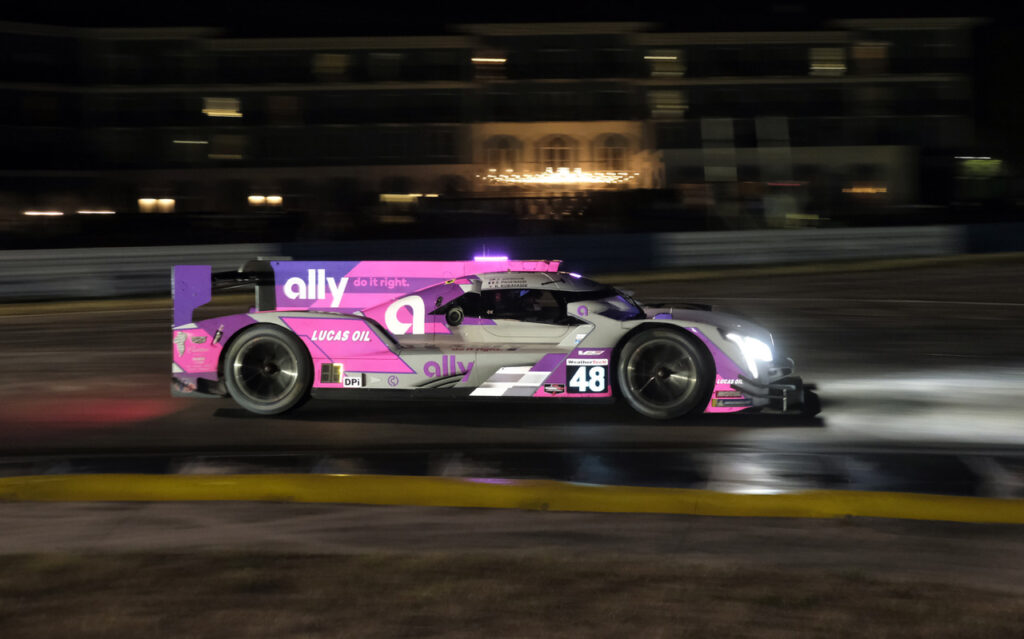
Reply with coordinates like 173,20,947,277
648,90,687,119
312,53,351,81
538,91,576,120
426,127,456,161
209,134,246,160
267,95,302,124
378,128,407,159
484,135,518,171
810,47,846,76
851,42,889,74
539,136,572,170
472,51,507,81
369,52,403,81
644,49,685,77
202,97,242,118
597,134,629,170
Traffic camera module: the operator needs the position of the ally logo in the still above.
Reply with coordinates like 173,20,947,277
424,355,473,378
384,295,425,335
283,269,349,307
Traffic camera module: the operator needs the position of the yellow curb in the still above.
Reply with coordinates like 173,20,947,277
1,474,1023,525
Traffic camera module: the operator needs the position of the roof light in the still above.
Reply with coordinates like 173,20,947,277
474,255,509,262
23,210,63,216
77,210,116,215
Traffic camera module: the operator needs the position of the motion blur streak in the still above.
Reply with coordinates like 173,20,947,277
2,398,183,428
817,369,1024,442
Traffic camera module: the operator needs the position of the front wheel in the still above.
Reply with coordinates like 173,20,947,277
616,328,714,419
223,325,312,415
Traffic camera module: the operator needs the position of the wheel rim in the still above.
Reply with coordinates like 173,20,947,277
625,338,698,409
231,336,299,403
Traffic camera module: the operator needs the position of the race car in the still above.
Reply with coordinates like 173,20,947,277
171,257,815,419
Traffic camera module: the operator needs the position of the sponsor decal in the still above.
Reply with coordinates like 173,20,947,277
424,355,474,378
714,390,745,399
576,305,589,317
384,295,425,336
716,378,740,385
543,383,566,395
190,335,207,344
387,375,400,387
576,349,604,356
484,277,529,289
311,329,373,342
173,331,187,357
320,362,345,383
448,345,516,352
566,358,609,366
283,269,350,307
352,276,410,290
320,363,364,387
567,364,607,393
712,398,753,408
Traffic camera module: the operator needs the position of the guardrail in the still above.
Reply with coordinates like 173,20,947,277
0,243,278,301
0,224,1017,302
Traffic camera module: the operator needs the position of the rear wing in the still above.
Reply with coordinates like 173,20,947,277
172,258,560,327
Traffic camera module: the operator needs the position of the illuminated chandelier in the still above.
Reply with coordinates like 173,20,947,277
479,167,640,186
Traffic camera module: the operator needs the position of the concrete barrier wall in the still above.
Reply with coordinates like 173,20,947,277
0,243,278,301
0,224,1008,302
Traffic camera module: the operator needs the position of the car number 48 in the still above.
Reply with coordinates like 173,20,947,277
568,365,606,393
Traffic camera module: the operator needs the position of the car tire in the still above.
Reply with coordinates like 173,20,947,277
616,328,714,420
223,324,312,415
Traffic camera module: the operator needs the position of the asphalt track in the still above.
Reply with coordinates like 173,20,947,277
1,256,1022,460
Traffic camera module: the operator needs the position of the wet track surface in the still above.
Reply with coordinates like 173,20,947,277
1,258,1022,490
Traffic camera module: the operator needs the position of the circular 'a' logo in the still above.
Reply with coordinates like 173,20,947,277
385,295,426,335
577,305,589,317
387,375,400,387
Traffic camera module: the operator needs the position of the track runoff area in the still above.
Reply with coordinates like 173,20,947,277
1,253,1023,524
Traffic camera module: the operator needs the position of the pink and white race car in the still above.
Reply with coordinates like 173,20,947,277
171,258,814,419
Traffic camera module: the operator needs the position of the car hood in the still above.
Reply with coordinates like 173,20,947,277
641,303,774,344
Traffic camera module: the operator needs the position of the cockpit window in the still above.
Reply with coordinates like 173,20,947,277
483,289,566,324
562,287,645,320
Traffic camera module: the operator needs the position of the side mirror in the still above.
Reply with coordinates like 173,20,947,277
445,306,464,327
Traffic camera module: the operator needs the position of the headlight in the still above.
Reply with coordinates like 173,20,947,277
725,333,774,379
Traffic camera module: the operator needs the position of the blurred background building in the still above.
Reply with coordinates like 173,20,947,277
0,16,1008,247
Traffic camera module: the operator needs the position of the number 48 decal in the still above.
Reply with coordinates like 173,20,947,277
568,365,606,393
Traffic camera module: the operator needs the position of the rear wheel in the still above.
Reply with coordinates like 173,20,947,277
616,328,714,419
223,325,311,415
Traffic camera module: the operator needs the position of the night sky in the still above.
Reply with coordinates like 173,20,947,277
0,1,1017,34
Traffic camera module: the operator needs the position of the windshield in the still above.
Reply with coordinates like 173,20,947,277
562,287,645,320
